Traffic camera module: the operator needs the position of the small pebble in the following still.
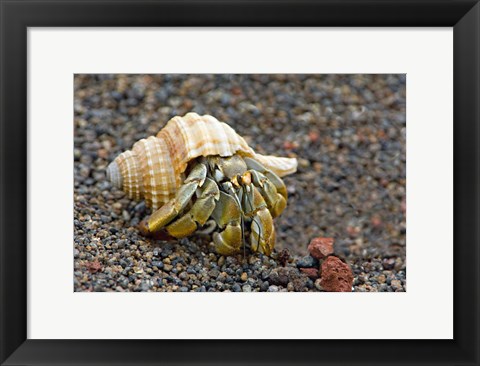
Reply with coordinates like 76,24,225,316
242,285,252,292
296,255,319,268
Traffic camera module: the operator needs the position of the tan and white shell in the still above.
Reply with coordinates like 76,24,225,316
107,113,298,210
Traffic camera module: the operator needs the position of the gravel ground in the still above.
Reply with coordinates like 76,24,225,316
74,74,406,292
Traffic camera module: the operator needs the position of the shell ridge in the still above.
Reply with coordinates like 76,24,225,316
130,151,141,200
188,116,211,158
118,152,131,199
218,121,236,157
140,139,155,209
122,151,135,200
160,118,187,178
176,115,196,167
154,136,176,208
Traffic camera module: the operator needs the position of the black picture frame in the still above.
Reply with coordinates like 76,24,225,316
1,1,479,365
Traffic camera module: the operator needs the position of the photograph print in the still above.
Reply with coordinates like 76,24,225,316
74,74,406,292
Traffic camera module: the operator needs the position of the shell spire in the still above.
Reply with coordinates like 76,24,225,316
107,113,297,210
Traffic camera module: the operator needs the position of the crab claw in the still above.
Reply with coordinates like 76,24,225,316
147,163,207,233
166,178,220,238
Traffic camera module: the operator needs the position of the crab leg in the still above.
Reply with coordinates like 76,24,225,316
244,157,287,199
242,184,275,255
166,177,220,238
211,191,243,255
250,170,287,218
250,208,275,255
147,163,207,233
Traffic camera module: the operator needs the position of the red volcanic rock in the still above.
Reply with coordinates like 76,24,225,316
308,237,334,259
86,260,102,274
320,256,353,292
300,268,319,279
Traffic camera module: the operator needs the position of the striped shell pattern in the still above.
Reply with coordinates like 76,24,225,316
107,113,298,210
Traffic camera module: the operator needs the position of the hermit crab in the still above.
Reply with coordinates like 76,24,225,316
106,113,297,256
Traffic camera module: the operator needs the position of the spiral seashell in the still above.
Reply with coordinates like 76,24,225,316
107,113,297,210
